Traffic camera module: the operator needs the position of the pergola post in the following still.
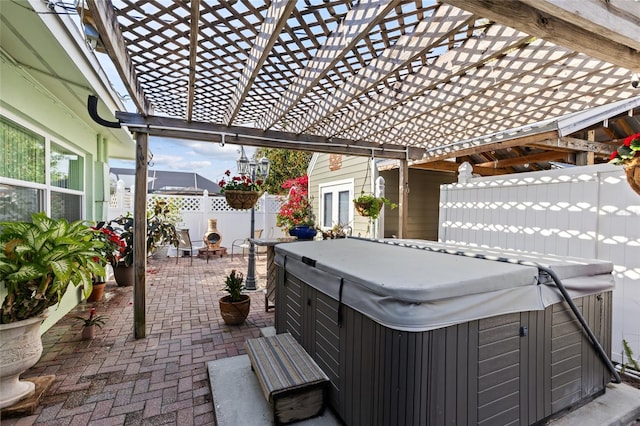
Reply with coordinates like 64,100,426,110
398,159,409,239
133,132,148,339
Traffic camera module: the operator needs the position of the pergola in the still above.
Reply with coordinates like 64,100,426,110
83,0,640,337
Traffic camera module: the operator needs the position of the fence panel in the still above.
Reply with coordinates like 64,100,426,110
109,187,286,254
439,164,640,363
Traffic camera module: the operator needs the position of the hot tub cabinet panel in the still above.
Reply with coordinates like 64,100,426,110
274,239,614,426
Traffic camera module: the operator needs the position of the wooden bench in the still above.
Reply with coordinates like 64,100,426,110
244,333,329,425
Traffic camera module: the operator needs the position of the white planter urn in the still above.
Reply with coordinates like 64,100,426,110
0,316,44,408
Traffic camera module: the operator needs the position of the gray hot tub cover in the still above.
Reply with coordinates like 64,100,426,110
274,239,614,332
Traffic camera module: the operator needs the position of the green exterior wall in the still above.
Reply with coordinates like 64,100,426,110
0,55,112,332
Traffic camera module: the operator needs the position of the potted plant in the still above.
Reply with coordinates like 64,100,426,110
609,132,640,196
276,175,317,240
218,169,264,209
72,307,107,340
353,192,397,220
89,225,125,300
100,216,134,286
147,198,180,259
0,212,105,408
102,208,180,286
219,270,250,325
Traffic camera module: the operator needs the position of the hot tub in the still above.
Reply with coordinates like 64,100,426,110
274,238,615,426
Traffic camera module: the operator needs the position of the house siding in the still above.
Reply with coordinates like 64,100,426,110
0,51,118,331
383,168,456,240
309,153,373,237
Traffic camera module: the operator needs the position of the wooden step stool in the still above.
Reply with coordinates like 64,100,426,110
244,333,330,425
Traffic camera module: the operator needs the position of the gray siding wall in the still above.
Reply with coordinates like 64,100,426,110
275,269,612,425
309,153,371,237
382,168,456,240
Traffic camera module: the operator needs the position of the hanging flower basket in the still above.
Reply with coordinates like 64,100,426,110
354,200,381,218
353,193,397,220
624,157,640,196
224,190,260,210
610,132,640,197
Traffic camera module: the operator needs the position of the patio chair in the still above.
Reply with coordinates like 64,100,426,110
175,228,195,265
231,229,264,259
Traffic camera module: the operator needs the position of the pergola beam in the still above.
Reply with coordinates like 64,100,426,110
378,57,629,148
416,129,559,163
290,3,471,134
186,0,200,122
257,0,401,130
116,112,424,160
222,0,296,126
346,35,574,143
532,137,617,157
325,23,528,139
443,0,640,70
411,160,510,176
86,0,152,115
473,150,568,168
518,0,640,54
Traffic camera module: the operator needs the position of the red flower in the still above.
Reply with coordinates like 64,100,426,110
610,150,619,161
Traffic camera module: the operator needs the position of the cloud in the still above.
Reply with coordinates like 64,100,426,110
110,136,254,183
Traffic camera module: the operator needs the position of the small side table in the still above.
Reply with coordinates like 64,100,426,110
197,246,227,263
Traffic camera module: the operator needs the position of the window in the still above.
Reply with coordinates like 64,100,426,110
319,179,354,229
0,115,85,222
0,117,45,183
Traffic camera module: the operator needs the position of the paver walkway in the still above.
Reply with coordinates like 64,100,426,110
2,254,273,425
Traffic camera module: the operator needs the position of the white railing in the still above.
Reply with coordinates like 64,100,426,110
109,185,286,251
439,163,640,364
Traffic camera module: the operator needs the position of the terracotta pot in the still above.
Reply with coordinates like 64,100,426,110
224,190,260,210
81,325,95,340
0,316,44,408
87,282,106,302
113,265,134,287
219,294,250,325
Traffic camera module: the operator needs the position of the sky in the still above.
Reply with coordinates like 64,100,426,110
97,49,257,185
109,138,256,185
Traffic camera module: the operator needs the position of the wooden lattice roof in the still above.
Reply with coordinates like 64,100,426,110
86,0,640,170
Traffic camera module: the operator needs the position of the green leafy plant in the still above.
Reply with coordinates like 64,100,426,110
103,215,134,267
223,269,245,302
72,307,107,329
0,212,106,323
146,199,179,255
622,339,640,374
353,192,397,220
104,206,178,267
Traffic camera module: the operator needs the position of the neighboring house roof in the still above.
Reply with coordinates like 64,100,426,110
110,168,221,195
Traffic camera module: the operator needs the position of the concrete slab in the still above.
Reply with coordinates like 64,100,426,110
208,355,341,426
548,382,640,426
260,326,276,337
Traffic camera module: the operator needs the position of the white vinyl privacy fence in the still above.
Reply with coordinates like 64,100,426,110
439,163,640,364
109,185,286,251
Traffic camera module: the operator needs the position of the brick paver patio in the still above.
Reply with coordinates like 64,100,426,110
2,254,273,425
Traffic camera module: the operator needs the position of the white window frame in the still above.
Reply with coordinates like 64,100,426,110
0,110,86,220
318,178,354,230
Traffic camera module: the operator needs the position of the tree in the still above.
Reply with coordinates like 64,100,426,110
255,148,312,195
